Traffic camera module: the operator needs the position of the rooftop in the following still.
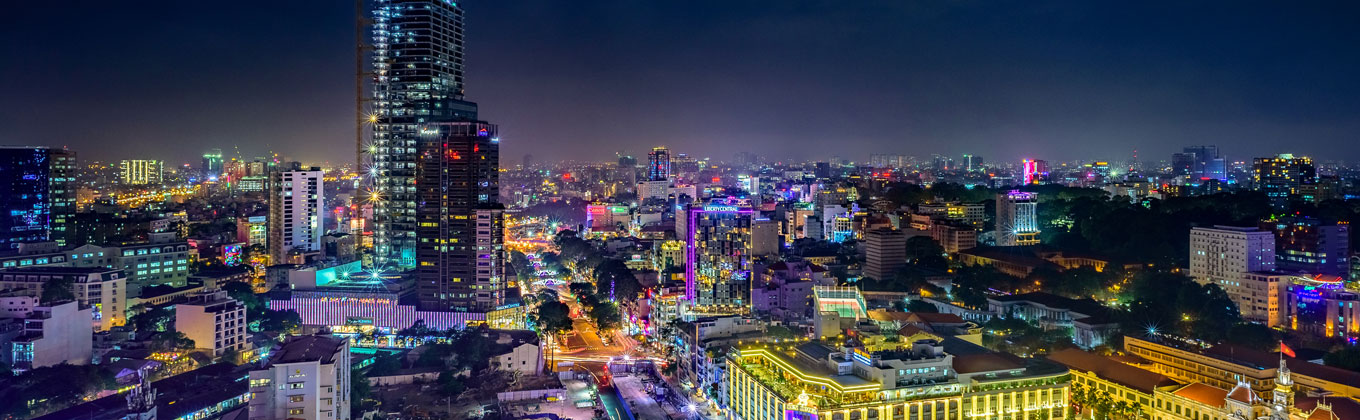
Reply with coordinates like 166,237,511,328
1047,348,1179,393
266,334,346,366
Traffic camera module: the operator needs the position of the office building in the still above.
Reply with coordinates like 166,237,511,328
726,340,1070,420
269,169,324,264
1177,145,1227,182
1259,215,1350,277
995,191,1039,246
0,298,92,372
1253,154,1316,208
175,289,247,358
917,202,985,230
863,228,906,281
119,159,163,185
0,266,126,331
686,199,754,309
369,0,480,268
648,146,671,181
202,149,223,179
962,154,983,171
1188,226,1276,287
414,121,505,312
930,223,978,254
0,146,75,249
750,218,780,257
248,334,351,420
55,241,190,301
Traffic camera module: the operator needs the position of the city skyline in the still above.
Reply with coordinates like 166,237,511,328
5,1,1360,165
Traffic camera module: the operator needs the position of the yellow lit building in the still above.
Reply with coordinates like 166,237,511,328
727,340,1069,420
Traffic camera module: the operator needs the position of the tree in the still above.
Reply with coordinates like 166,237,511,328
766,325,798,340
149,331,196,352
223,281,266,320
906,300,939,313
1324,347,1360,372
904,236,948,270
0,364,116,418
594,259,643,303
1224,323,1279,351
533,300,573,335
437,370,467,397
131,305,175,333
588,301,621,332
39,276,75,304
351,368,373,413
259,309,301,334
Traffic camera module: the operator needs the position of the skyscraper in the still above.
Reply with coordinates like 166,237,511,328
686,198,754,309
119,159,163,185
269,168,325,264
0,146,75,249
370,0,480,268
995,191,1039,246
1178,145,1227,182
202,149,223,179
648,146,671,181
1253,154,1316,208
414,122,504,312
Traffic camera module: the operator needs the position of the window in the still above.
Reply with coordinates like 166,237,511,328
290,395,305,403
289,382,305,389
288,408,304,415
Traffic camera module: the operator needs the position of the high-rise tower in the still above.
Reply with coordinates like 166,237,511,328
995,191,1039,246
369,0,480,268
414,122,504,312
0,147,75,249
648,146,671,181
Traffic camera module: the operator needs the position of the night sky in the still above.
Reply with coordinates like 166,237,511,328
4,1,1359,166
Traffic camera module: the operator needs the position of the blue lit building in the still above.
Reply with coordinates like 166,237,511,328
0,146,75,249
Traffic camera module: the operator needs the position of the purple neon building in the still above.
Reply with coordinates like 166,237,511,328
684,198,755,307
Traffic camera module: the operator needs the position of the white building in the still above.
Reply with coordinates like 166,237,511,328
1189,226,1276,285
0,298,92,372
175,289,247,357
491,330,543,376
248,334,351,420
995,191,1039,246
0,266,126,331
269,169,324,263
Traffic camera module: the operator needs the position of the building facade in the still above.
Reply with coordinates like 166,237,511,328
0,266,125,331
686,199,754,309
1,299,92,372
0,146,75,249
119,159,163,185
863,229,906,281
1260,216,1350,277
1189,226,1276,288
995,191,1039,246
1253,154,1316,208
248,335,351,420
175,289,247,357
414,121,505,312
369,0,481,268
269,169,324,264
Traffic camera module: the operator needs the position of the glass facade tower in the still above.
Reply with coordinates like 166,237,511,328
370,0,479,268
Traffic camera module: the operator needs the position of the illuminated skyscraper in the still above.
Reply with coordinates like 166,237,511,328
201,148,223,179
0,146,75,249
1022,159,1048,185
414,121,504,312
369,0,480,267
1253,154,1316,208
648,146,671,181
995,191,1039,246
685,198,753,309
119,159,163,185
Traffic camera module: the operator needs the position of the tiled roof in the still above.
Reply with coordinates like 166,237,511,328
1047,348,1178,393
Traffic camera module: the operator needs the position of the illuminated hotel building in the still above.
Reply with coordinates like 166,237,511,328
414,121,504,312
1259,215,1350,277
727,340,1070,420
995,191,1039,246
369,0,480,268
685,198,754,309
1188,226,1276,286
586,203,629,235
